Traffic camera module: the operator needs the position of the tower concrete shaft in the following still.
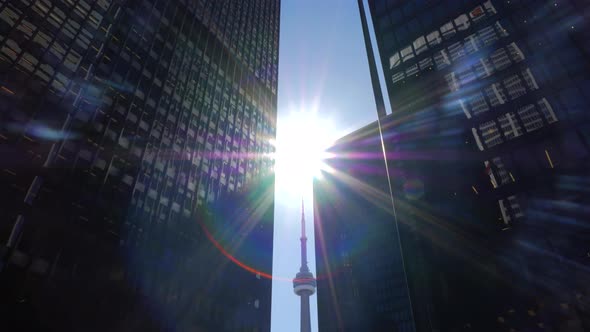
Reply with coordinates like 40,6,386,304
300,292,311,332
293,199,316,332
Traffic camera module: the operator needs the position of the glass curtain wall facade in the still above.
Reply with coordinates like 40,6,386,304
365,0,590,331
315,1,590,329
0,0,279,331
314,125,417,332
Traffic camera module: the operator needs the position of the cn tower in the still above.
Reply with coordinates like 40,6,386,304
293,200,316,332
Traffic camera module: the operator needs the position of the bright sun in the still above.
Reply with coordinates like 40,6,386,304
273,109,335,198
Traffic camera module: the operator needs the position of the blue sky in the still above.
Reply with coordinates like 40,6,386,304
271,1,385,331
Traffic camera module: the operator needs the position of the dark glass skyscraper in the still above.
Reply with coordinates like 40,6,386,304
315,0,590,331
314,124,416,332
0,0,279,330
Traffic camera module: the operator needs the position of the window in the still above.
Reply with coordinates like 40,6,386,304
392,71,405,84
490,48,511,71
454,14,470,31
498,112,523,139
491,157,512,186
64,20,79,39
97,0,111,12
33,0,51,17
503,74,526,100
64,50,81,72
498,199,510,225
483,0,498,15
406,64,418,77
118,136,130,149
412,36,427,56
499,195,524,226
17,20,37,39
35,64,54,83
389,52,401,69
521,68,539,90
0,7,20,27
472,128,485,151
49,41,67,60
1,39,21,61
537,98,558,123
74,2,90,18
479,120,503,148
75,31,91,50
448,42,465,62
440,21,456,40
445,72,460,91
426,30,441,47
478,26,497,46
418,57,433,71
508,196,524,218
464,34,480,54
434,50,450,70
506,42,525,62
470,6,486,23
517,104,544,132
53,72,69,93
48,8,65,29
484,83,506,106
473,58,494,78
88,10,103,30
19,52,38,73
33,31,52,49
458,68,475,86
470,92,489,115
400,46,414,62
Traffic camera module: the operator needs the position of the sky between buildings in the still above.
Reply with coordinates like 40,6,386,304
271,1,385,331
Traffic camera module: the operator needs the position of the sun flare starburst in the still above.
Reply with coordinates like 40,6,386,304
273,109,336,198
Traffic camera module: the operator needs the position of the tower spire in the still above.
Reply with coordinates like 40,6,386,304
293,198,316,332
300,198,308,271
301,199,306,238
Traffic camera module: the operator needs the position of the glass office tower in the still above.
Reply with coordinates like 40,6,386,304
0,0,279,330
314,125,417,332
314,1,589,331
369,0,590,330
